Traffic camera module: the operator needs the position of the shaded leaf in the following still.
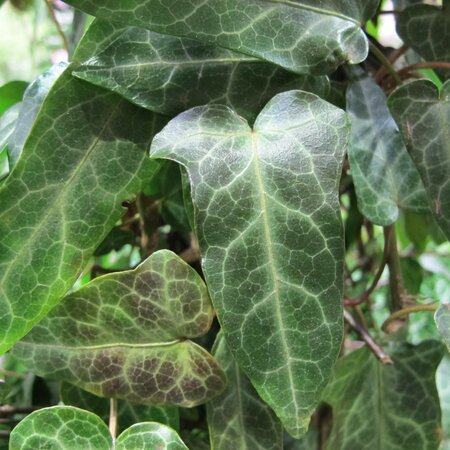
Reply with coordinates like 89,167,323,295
64,0,378,75
435,303,450,352
116,422,189,450
73,20,330,123
13,250,226,407
346,69,427,225
0,80,27,116
323,341,444,450
93,228,136,257
9,406,112,450
150,90,349,437
400,257,423,295
389,79,450,240
0,67,166,355
397,2,450,80
207,333,283,450
60,382,180,433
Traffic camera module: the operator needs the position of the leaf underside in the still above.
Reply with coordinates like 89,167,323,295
435,303,450,352
151,90,349,437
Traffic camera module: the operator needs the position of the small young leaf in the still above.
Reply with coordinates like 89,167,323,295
346,69,428,225
13,250,226,407
64,0,378,75
151,91,349,437
389,80,450,240
323,341,445,450
0,80,27,115
116,422,189,450
9,406,112,450
207,333,283,450
435,303,450,352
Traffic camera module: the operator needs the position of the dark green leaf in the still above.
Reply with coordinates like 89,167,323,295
72,20,330,123
397,2,450,80
9,406,112,450
0,80,27,116
401,211,429,253
435,303,450,352
400,257,423,295
13,250,226,407
93,228,136,256
150,91,349,437
323,341,444,450
389,80,450,240
346,69,427,225
207,333,283,450
64,0,378,75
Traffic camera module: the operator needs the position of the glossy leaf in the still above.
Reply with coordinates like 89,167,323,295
73,20,330,123
150,90,349,437
60,382,180,432
0,80,27,116
436,303,450,352
13,250,226,407
64,0,378,75
323,341,445,450
397,1,450,80
9,406,112,450
207,333,283,450
116,422,189,450
346,69,428,225
389,80,450,240
0,103,20,152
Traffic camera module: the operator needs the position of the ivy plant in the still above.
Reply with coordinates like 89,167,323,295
0,0,449,449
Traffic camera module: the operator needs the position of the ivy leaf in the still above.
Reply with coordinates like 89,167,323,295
397,1,450,80
207,333,283,450
9,406,113,450
60,382,180,433
0,67,166,355
12,250,226,407
388,80,450,240
346,69,428,225
116,422,189,450
72,20,329,123
323,341,445,450
150,91,349,437
64,0,378,75
435,303,450,352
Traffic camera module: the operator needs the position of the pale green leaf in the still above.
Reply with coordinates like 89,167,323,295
72,20,329,122
323,341,445,450
0,80,27,116
0,67,166,355
397,1,450,80
9,406,112,450
64,0,378,75
116,422,189,450
347,69,428,225
437,356,450,450
207,333,283,450
388,79,450,240
435,303,450,352
12,250,226,407
150,90,349,437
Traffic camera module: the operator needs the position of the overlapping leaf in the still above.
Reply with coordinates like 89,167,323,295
323,341,445,450
150,90,349,437
346,69,428,225
0,67,166,355
207,333,283,450
13,250,226,407
72,20,329,123
397,1,450,80
436,303,450,352
64,0,378,75
389,80,450,240
0,80,27,115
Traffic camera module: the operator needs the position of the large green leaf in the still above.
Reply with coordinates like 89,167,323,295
346,69,428,225
388,80,450,240
207,333,283,450
323,341,445,450
72,20,329,123
60,382,180,433
397,1,450,80
0,67,165,355
116,423,189,450
150,90,349,437
9,406,113,450
64,0,378,75
13,250,226,407
436,303,450,352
